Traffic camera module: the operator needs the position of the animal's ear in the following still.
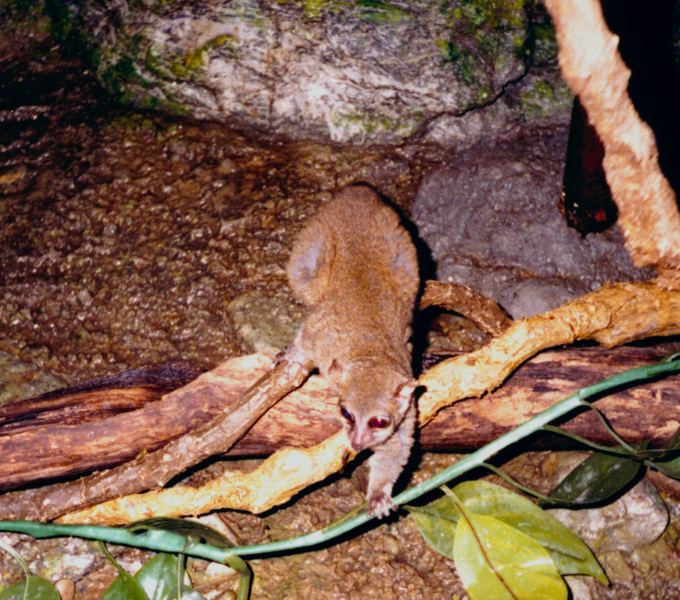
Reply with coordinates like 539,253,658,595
288,234,326,288
286,221,334,304
327,359,347,387
395,379,417,413
328,359,342,377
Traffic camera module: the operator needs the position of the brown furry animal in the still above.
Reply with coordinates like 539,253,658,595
285,185,420,517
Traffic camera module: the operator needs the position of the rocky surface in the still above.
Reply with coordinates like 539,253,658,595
550,479,669,555
0,12,448,382
504,453,680,600
48,0,571,144
411,128,655,319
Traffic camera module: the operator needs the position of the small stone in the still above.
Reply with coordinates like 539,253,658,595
0,165,37,195
549,479,669,554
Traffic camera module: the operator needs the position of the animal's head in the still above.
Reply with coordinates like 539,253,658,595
333,362,416,452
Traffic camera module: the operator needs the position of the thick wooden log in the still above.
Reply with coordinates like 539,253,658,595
0,354,329,492
236,345,680,454
0,355,314,521
0,361,221,491
1,346,678,493
0,362,203,433
420,346,680,451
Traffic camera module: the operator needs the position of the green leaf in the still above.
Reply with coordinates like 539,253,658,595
547,451,643,506
0,576,61,600
650,427,680,476
135,553,178,600
454,503,567,600
653,453,680,478
408,482,568,600
101,572,149,600
99,541,149,600
134,554,206,600
454,481,607,583
405,495,461,558
408,481,608,591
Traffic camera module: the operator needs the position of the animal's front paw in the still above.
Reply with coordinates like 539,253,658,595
275,345,302,365
368,491,397,519
275,345,313,376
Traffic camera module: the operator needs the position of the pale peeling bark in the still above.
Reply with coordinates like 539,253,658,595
543,0,680,286
418,281,680,419
59,432,351,524
60,281,680,525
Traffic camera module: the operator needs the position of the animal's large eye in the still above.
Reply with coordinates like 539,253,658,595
339,405,355,425
368,416,391,429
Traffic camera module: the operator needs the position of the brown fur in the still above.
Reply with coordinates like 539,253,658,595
286,185,420,517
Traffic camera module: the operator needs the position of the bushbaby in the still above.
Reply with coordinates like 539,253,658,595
286,185,420,517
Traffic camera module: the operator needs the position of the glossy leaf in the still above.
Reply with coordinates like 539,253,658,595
135,553,205,600
99,541,149,600
454,510,567,600
135,553,179,600
455,481,606,582
101,569,148,600
651,428,680,476
408,481,608,588
405,494,460,558
0,576,60,600
653,453,680,478
548,451,643,506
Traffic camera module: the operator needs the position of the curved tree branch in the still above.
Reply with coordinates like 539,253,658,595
59,281,680,524
543,0,680,287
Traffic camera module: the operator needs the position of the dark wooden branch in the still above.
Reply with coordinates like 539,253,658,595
419,280,512,337
2,344,678,523
420,345,680,451
0,362,211,490
0,362,203,433
230,346,680,454
0,356,313,522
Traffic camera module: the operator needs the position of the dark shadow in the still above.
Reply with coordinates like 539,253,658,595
600,0,680,200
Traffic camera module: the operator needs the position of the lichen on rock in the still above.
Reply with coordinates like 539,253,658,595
46,0,569,143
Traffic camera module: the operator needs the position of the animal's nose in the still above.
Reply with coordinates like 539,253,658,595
350,440,366,452
350,430,371,452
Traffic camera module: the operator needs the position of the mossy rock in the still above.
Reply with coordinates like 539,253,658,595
44,0,570,144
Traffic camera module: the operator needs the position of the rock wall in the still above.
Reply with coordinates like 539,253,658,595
48,0,571,144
